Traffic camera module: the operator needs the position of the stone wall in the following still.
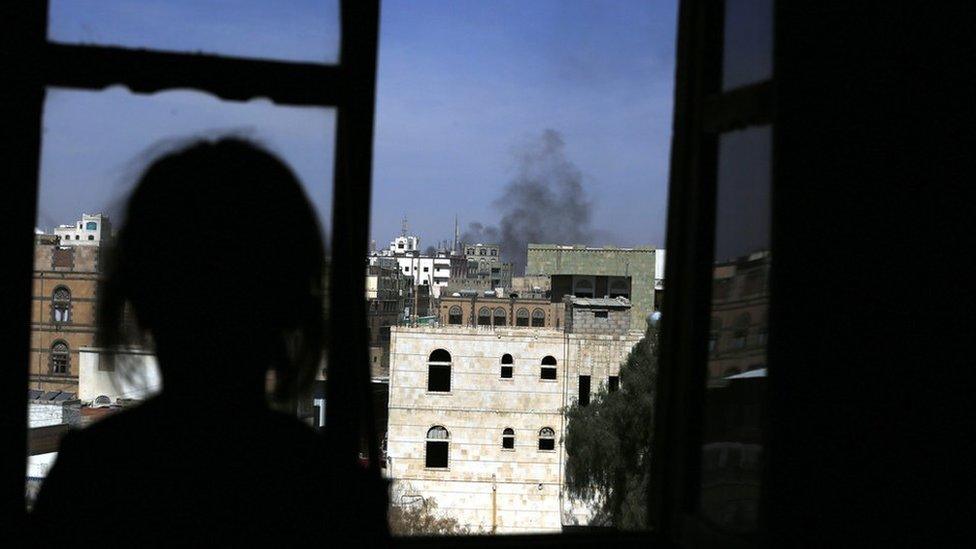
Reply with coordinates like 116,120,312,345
525,245,656,331
387,325,643,533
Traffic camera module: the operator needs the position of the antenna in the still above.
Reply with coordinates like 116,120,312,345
401,216,408,237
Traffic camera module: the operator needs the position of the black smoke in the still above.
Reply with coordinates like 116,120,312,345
461,129,594,274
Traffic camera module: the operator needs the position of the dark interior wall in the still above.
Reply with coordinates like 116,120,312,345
550,275,573,303
768,3,973,544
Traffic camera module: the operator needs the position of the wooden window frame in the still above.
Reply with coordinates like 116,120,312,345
1,0,381,525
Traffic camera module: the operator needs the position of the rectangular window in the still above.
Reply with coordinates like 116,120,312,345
541,367,557,381
538,438,555,451
608,376,620,392
594,310,608,319
579,375,591,406
501,365,513,379
425,441,448,468
427,365,451,392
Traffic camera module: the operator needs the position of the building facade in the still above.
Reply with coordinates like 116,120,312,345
30,231,105,393
386,299,643,533
53,213,112,246
525,244,657,331
706,251,770,382
438,294,560,329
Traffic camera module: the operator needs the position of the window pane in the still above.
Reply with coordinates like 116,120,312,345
48,0,340,64
700,125,771,534
378,0,676,535
722,0,774,90
27,86,335,510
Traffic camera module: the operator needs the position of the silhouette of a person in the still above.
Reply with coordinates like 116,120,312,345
31,138,388,544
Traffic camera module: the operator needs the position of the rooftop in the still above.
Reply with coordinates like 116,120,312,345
566,296,632,308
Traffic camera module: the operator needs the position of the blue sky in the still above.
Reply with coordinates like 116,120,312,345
40,0,677,250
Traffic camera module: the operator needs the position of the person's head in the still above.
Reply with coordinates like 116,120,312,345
98,138,326,404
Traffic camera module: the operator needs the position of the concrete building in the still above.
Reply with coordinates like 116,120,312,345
53,213,112,246
438,294,560,329
386,298,643,533
30,229,106,393
525,244,657,332
370,235,454,298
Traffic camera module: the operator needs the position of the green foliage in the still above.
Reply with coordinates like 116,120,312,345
564,326,658,529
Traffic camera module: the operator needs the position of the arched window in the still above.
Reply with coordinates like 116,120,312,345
516,308,529,327
732,313,751,349
425,426,450,468
502,427,515,450
531,308,545,327
448,305,462,325
609,278,630,298
573,277,594,298
493,307,507,327
500,353,513,379
52,286,71,323
427,349,451,392
478,307,492,326
538,427,556,451
50,340,69,375
540,356,557,380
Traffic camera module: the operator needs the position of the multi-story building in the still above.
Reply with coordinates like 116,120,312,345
706,251,770,382
446,243,514,293
366,258,409,378
29,221,108,393
437,293,559,329
386,297,643,533
53,213,112,246
370,235,453,298
525,244,657,331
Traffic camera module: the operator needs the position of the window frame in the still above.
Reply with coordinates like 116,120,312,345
502,427,515,450
425,425,450,469
1,0,383,520
538,427,556,451
51,285,71,324
650,0,775,544
49,340,70,375
426,349,452,393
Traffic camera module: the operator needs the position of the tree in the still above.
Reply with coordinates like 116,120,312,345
388,482,470,536
564,326,658,529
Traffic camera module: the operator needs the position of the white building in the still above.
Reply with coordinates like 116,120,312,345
386,298,643,533
78,347,161,403
370,234,453,298
53,213,112,246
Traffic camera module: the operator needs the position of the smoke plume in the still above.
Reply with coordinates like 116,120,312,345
461,129,594,274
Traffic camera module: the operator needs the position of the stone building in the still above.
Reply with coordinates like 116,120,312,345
437,294,560,330
29,229,105,393
706,251,770,383
525,244,657,331
386,298,643,533
561,296,633,335
366,258,409,378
